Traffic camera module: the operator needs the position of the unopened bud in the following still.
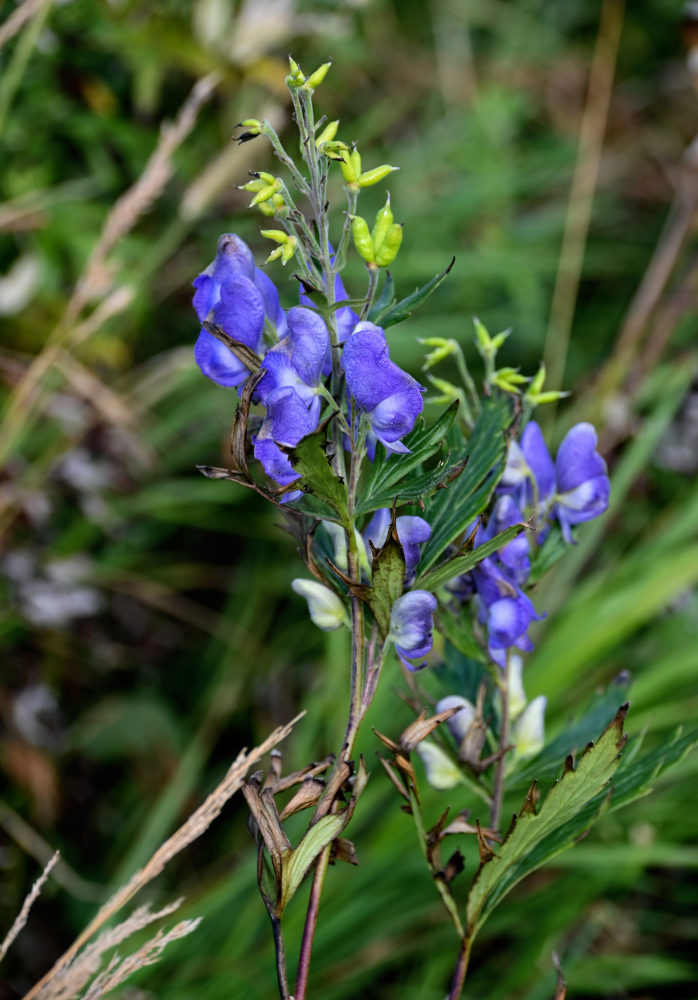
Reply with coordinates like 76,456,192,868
291,579,348,631
339,149,362,184
304,61,332,90
351,215,376,265
416,740,462,790
235,118,263,144
319,139,351,162
507,655,527,721
357,164,399,188
249,178,281,208
374,223,403,267
371,194,393,253
260,229,289,245
286,57,305,87
491,367,529,394
419,337,457,370
315,120,340,146
436,696,476,744
512,695,546,759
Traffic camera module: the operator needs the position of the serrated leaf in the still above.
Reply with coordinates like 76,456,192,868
415,522,526,591
283,428,349,521
356,402,459,515
376,257,455,329
466,705,629,939
419,397,513,572
279,812,346,910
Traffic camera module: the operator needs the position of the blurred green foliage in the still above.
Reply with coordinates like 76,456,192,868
2,0,698,997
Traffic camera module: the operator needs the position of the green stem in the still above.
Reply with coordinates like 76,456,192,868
490,652,511,831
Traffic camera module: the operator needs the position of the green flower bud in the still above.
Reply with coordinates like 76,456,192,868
280,240,296,265
374,223,403,267
529,362,546,397
249,178,280,208
315,120,340,146
426,374,463,406
319,139,351,161
240,178,269,193
473,316,493,352
339,149,362,185
351,215,376,265
234,119,263,144
371,194,393,253
357,164,399,188
416,740,463,790
259,229,288,245
304,61,332,90
257,201,276,217
286,57,305,87
491,367,529,394
291,579,348,631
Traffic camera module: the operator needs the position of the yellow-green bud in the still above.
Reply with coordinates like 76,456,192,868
529,363,546,397
371,194,393,252
351,215,376,265
260,229,289,245
304,61,332,90
491,367,529,393
374,223,403,267
426,374,463,405
257,201,276,217
357,164,399,188
249,178,280,207
319,139,350,161
239,118,262,131
240,178,268,193
286,57,305,87
473,316,492,351
315,120,340,146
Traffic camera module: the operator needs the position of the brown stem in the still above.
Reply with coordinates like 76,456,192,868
294,845,331,1000
447,936,472,1000
271,916,291,1000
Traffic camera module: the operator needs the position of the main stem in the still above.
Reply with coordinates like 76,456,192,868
447,937,472,1000
271,917,291,1000
490,653,511,831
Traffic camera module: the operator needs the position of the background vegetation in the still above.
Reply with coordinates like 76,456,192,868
1,0,697,997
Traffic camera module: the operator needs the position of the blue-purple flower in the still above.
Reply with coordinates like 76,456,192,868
342,323,424,456
389,590,437,670
256,306,329,425
501,421,610,543
193,234,285,388
253,386,316,501
364,508,431,582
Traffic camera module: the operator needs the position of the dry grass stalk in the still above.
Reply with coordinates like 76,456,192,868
0,71,219,475
32,900,192,1000
70,71,220,318
0,0,47,50
23,714,305,1000
0,851,59,963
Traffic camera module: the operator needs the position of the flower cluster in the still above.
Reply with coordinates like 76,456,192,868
193,235,424,499
450,421,610,667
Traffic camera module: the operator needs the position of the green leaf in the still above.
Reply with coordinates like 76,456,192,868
367,519,406,636
436,607,486,662
528,522,568,584
280,813,346,910
284,427,349,521
374,257,455,329
466,705,629,940
418,396,513,572
415,522,526,592
367,269,396,322
356,402,460,515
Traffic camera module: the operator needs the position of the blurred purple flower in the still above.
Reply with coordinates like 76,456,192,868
389,590,437,670
342,324,424,455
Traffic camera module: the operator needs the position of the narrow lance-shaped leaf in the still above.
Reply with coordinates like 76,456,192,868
373,257,455,328
368,512,406,636
415,522,527,592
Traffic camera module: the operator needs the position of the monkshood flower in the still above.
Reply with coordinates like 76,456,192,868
511,695,546,759
193,234,286,388
416,740,462,790
253,386,317,499
501,421,610,543
342,323,424,456
256,306,329,425
435,695,476,745
364,508,431,582
291,579,348,630
388,590,437,670
299,267,359,352
474,559,543,668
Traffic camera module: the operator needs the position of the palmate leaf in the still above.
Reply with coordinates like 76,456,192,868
465,708,698,943
466,705,629,940
418,395,513,573
284,427,349,522
355,402,459,516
